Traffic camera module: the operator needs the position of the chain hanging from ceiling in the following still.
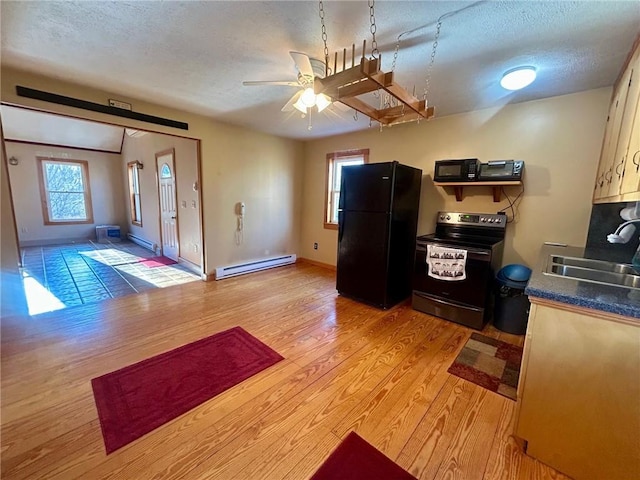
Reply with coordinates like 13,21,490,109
368,0,379,60
318,0,330,74
314,0,437,127
423,18,443,107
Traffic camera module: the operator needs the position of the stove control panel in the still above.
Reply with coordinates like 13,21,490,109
437,212,506,228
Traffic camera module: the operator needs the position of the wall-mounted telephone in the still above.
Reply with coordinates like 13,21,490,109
235,202,245,245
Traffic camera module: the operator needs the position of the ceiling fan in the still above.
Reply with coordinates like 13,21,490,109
242,51,334,114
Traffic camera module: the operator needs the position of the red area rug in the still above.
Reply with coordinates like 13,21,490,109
447,332,523,401
139,256,177,268
91,326,283,453
310,432,417,480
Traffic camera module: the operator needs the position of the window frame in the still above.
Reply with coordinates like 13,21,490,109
37,157,94,225
127,161,143,226
324,148,370,230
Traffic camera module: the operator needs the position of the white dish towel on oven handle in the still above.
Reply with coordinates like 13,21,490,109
427,245,467,281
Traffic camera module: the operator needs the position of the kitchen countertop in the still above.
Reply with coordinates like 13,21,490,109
525,244,640,319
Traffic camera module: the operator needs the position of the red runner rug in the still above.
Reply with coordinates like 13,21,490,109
447,332,523,400
139,256,177,268
91,326,283,453
310,432,417,480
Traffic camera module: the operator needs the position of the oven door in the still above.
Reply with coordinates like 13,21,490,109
413,240,494,309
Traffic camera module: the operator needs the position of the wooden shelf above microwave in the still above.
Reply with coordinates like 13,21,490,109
434,181,522,202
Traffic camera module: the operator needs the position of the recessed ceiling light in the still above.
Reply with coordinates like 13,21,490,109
500,67,537,91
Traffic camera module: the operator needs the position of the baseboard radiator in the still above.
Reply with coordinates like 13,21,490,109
127,233,157,252
215,254,296,280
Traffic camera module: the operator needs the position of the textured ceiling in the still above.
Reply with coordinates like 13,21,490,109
1,1,639,140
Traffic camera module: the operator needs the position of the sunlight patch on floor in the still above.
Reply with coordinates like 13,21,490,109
22,272,66,315
79,248,146,266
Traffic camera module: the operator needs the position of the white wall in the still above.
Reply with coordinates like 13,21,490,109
5,142,126,246
300,88,612,269
122,133,202,267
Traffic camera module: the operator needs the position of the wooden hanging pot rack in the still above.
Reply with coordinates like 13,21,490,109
314,40,435,127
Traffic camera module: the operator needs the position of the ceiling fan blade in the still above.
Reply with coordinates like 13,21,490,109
281,90,303,112
290,51,314,78
243,80,300,87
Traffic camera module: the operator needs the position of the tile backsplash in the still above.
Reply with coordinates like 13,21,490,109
585,202,639,263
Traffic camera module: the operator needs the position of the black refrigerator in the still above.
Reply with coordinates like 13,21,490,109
336,161,422,309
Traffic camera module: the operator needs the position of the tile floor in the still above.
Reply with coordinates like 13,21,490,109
20,240,201,315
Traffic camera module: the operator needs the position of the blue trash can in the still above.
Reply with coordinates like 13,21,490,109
494,264,532,335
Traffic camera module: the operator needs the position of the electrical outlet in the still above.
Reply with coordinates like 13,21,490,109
21,227,27,233
313,242,318,250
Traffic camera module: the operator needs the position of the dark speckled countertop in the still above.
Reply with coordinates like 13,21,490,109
525,244,640,320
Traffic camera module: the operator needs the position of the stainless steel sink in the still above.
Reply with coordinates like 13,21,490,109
549,255,637,275
544,255,640,290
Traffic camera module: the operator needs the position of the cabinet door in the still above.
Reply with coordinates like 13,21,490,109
620,99,640,194
599,68,631,198
620,48,640,195
515,303,640,480
594,88,626,199
610,60,640,196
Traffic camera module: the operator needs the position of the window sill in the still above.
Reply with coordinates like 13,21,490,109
131,221,142,227
44,219,93,226
324,223,338,231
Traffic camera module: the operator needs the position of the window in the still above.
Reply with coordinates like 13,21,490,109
37,158,93,225
160,163,172,178
128,161,143,226
324,149,369,229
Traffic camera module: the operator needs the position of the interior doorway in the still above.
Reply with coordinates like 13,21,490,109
1,104,204,316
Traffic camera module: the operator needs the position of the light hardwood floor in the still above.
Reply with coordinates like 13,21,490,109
0,262,569,480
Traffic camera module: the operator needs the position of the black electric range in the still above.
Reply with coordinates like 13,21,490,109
413,211,506,329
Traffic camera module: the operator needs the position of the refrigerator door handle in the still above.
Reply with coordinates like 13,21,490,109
338,211,344,243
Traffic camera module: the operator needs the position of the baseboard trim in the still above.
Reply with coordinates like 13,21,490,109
177,257,202,276
298,257,337,271
204,258,336,280
19,237,92,248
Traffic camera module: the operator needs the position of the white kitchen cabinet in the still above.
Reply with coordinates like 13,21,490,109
514,298,640,479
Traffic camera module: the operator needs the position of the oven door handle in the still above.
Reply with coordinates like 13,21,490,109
413,291,484,312
417,243,492,261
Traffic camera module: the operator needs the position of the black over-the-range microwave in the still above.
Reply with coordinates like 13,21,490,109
433,158,479,182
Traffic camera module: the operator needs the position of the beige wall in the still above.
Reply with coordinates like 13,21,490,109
301,88,612,269
122,133,202,267
5,142,125,245
0,67,304,274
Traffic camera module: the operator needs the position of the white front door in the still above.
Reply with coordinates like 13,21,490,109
156,150,179,261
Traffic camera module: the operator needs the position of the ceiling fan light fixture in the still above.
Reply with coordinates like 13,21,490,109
315,93,331,112
293,97,308,113
500,66,537,91
300,88,317,107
